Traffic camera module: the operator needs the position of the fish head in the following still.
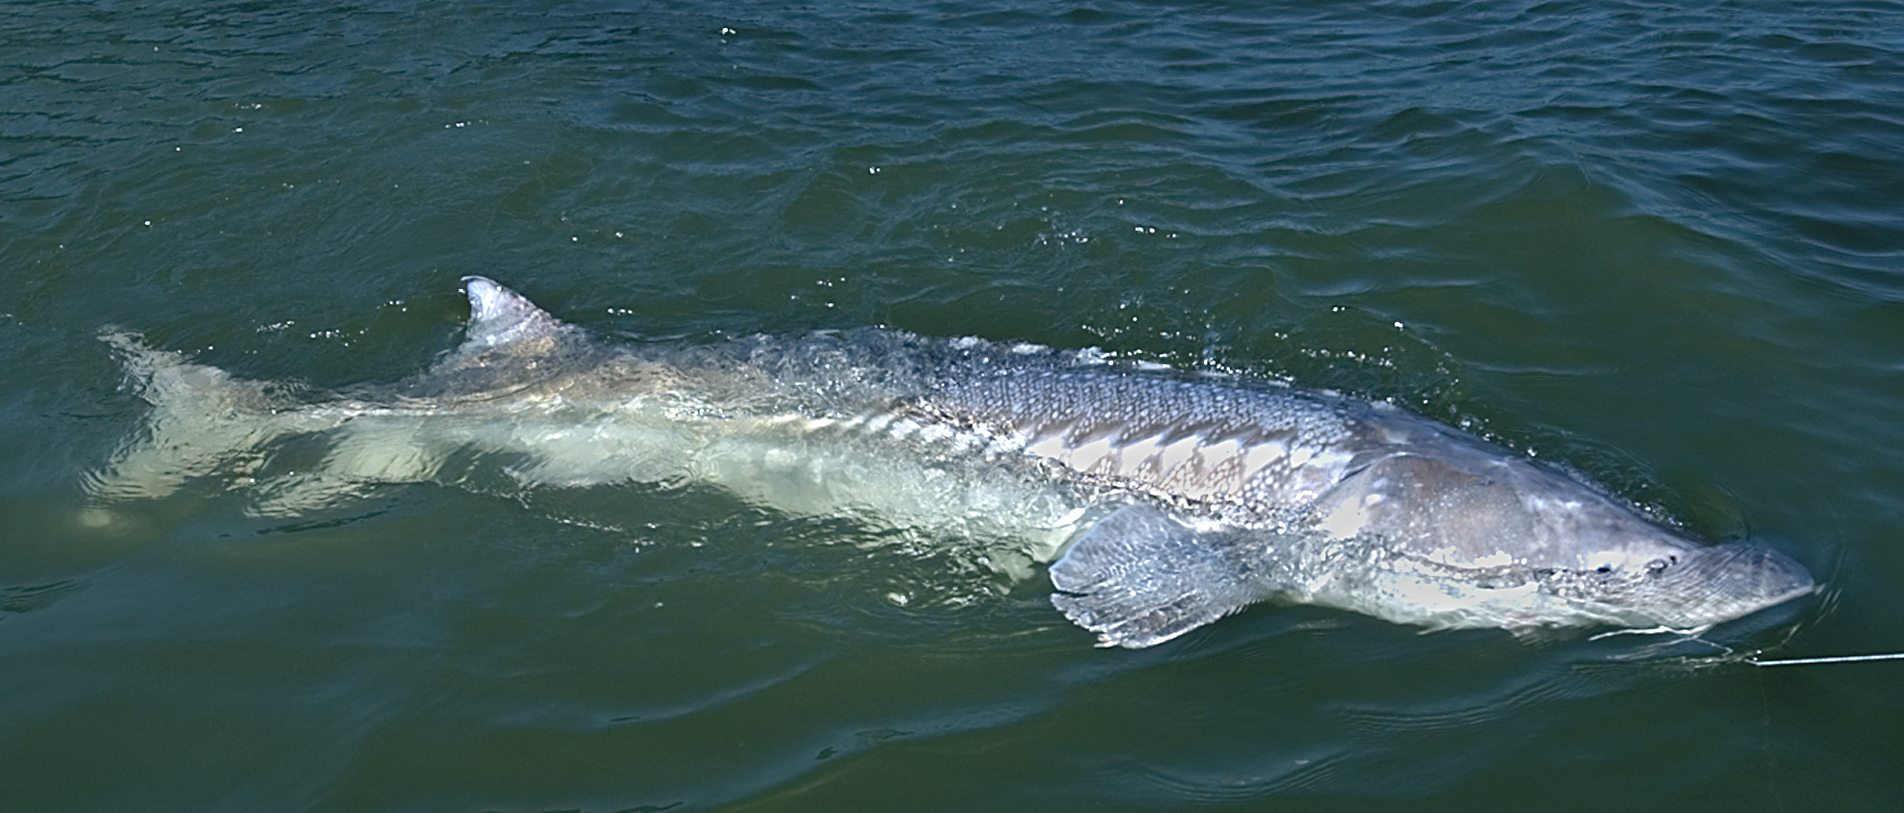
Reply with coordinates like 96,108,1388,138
1555,531,1815,630
1320,446,1816,631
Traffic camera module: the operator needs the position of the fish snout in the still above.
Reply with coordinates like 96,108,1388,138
1661,543,1815,626
1717,543,1814,600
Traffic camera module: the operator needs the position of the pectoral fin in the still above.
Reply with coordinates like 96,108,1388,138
1049,504,1267,649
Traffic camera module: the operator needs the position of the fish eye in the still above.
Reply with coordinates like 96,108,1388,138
1594,564,1613,574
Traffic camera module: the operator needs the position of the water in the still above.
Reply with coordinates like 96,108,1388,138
4,0,1902,809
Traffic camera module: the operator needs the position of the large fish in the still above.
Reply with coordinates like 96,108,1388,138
87,277,1814,647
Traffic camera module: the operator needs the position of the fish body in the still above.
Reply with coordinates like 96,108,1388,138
90,278,1814,647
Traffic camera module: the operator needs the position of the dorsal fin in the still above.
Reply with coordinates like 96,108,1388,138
460,276,565,350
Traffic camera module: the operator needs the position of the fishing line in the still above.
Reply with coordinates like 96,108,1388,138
1746,651,1904,667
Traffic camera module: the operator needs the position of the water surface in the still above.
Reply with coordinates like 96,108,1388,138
4,1,1903,810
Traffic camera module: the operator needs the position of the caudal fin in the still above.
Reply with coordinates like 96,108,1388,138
85,331,286,502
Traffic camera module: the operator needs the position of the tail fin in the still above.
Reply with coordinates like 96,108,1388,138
85,331,285,502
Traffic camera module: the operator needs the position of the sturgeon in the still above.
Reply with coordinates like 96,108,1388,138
87,277,1815,647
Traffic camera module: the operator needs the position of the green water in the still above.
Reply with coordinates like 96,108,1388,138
5,1,1903,810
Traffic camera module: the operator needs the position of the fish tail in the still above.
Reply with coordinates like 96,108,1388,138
85,330,283,502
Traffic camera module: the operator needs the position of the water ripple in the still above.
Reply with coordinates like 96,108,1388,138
5,0,1903,810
